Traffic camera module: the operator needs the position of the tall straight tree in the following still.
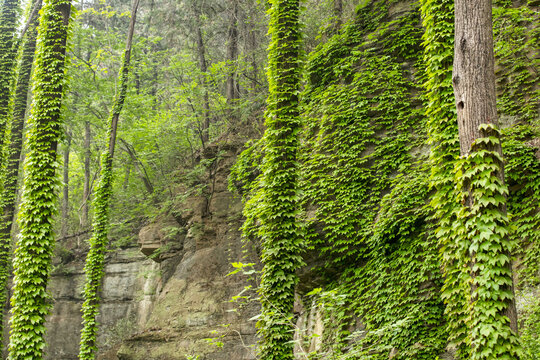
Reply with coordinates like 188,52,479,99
258,0,303,359
193,8,211,147
226,0,240,122
79,0,140,358
0,0,20,149
8,0,73,358
453,0,521,358
0,0,42,350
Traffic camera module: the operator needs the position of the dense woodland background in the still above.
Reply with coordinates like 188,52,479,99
0,0,538,359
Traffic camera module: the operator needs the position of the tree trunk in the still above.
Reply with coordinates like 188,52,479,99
226,0,240,122
79,0,140,358
8,0,73,358
333,0,342,29
194,10,210,147
454,1,498,156
453,0,520,357
61,133,71,238
258,0,303,359
82,119,91,227
0,0,41,351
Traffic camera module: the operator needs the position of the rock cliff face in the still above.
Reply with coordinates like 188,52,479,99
40,141,260,360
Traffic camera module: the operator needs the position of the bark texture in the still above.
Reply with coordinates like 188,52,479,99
226,0,240,117
453,0,498,155
453,0,519,339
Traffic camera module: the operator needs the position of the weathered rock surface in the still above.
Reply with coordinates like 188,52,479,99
38,141,259,360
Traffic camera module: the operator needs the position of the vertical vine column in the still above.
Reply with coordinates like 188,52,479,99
420,0,471,358
258,0,303,359
453,0,521,358
0,0,42,350
0,0,22,352
79,1,140,358
8,0,72,359
0,0,20,148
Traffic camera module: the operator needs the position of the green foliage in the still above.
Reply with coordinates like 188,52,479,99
520,290,540,359
79,4,139,357
503,125,540,286
8,0,73,358
79,153,114,359
254,0,304,359
419,0,468,356
0,0,40,351
298,3,445,358
232,1,539,359
493,5,540,121
422,1,529,358
455,125,521,360
233,2,447,358
0,0,20,148
0,0,21,350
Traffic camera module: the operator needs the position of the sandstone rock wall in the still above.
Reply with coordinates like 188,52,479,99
38,141,260,360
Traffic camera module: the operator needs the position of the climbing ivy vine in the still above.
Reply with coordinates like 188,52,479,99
231,0,539,359
247,0,305,358
0,1,22,349
0,0,20,148
8,0,73,358
419,0,469,357
79,1,139,358
0,0,41,350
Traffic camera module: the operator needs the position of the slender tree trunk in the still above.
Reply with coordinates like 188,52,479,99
226,0,240,122
194,11,210,147
0,0,41,351
79,1,140,358
61,133,71,238
453,0,520,357
8,1,73,358
333,0,342,29
82,120,91,228
120,139,154,195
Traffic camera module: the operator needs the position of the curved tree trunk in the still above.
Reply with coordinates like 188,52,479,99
79,1,140,358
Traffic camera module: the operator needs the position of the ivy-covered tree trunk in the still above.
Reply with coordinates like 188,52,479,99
258,0,303,359
420,0,473,357
7,0,72,358
79,1,140,358
453,0,521,358
0,0,20,149
0,0,42,350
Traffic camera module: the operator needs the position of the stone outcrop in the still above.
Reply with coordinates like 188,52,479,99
37,140,259,360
